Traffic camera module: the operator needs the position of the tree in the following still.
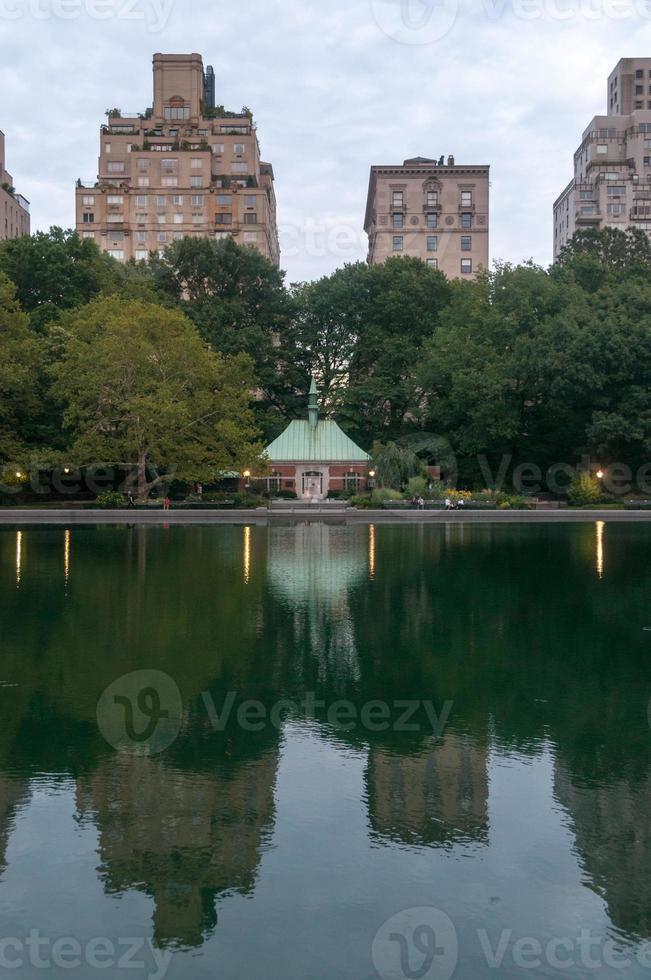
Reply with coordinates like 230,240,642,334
0,274,42,462
0,228,125,331
52,296,262,500
371,442,425,490
151,237,299,434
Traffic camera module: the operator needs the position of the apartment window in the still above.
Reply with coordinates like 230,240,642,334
216,213,233,224
427,191,438,208
82,196,95,206
191,158,203,169
137,159,150,171
243,231,257,242
137,177,150,187
460,191,473,207
231,162,247,173
579,190,593,199
106,162,125,173
636,101,643,110
135,250,148,261
426,258,438,268
107,195,123,205
136,195,148,208
461,235,472,251
107,249,124,260
392,191,404,209
170,195,182,206
392,236,403,252
608,203,625,216
173,214,183,224
234,143,246,154
162,177,178,187
107,214,124,223
161,158,178,171
426,213,438,228
82,213,94,223
157,232,167,243
215,232,231,240
580,206,596,214
191,176,203,188
191,195,204,206
637,69,644,78
212,143,224,154
215,194,231,206
426,236,437,251
461,213,472,228
604,172,620,180
607,185,625,196
596,144,608,155
164,106,190,120
243,212,257,224
636,85,644,95
157,215,166,224
173,232,183,240
393,213,404,228
192,213,204,224
82,231,95,239
461,258,473,274
104,143,111,153
137,231,147,243
245,195,256,207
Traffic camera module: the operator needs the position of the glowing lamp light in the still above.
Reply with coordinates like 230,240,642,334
243,470,251,479
596,470,604,480
369,470,376,479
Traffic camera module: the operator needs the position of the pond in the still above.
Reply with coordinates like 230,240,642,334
0,522,650,978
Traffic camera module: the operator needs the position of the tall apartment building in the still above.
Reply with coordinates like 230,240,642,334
364,156,490,279
0,131,30,242
554,58,651,259
75,53,279,266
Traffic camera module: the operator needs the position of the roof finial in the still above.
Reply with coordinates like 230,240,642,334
308,376,318,430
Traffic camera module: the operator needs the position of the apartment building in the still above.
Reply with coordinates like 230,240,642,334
554,58,651,259
364,156,490,279
75,53,279,265
0,130,30,242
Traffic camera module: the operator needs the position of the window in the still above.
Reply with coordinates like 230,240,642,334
157,215,166,224
243,212,257,224
82,195,95,206
427,190,438,208
461,235,472,251
245,195,256,207
461,213,472,228
162,177,178,187
216,194,231,205
136,195,148,208
637,69,644,78
173,214,183,224
161,158,178,171
191,195,204,206
137,177,150,187
107,195,123,205
135,250,148,261
604,172,620,180
82,213,94,223
191,176,203,188
164,105,190,120
608,203,625,216
157,232,167,243
231,162,247,173
426,213,438,228
172,195,183,206
461,258,473,274
596,144,608,154
461,191,473,207
392,236,403,252
107,213,124,223
191,158,203,169
212,143,224,154
104,143,111,154
82,231,94,239
173,232,183,240
106,161,125,173
234,143,246,154
156,196,166,207
426,258,438,268
426,235,437,251
137,231,147,243
215,231,231,239
243,231,257,242
607,185,625,196
636,85,644,95
393,213,404,228
137,159,150,171
344,472,361,492
392,191,403,209
192,213,204,224
107,249,124,260
216,213,232,225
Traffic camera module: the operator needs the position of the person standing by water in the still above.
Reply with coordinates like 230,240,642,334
163,495,171,511
127,491,136,509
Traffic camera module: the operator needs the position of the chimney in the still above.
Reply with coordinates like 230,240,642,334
308,377,319,430
448,154,455,166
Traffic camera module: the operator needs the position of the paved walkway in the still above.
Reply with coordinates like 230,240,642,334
0,508,650,525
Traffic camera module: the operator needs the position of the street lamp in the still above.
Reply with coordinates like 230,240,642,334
596,469,604,481
243,469,251,489
368,469,376,490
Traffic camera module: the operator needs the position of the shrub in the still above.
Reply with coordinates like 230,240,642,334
371,488,403,504
273,489,297,500
233,493,261,508
95,491,125,509
349,494,373,509
406,476,428,498
568,472,600,506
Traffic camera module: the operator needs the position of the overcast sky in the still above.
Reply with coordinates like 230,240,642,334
1,0,650,283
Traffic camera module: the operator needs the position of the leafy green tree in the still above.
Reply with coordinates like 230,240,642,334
0,228,126,331
371,442,425,490
151,237,299,434
0,274,42,462
52,296,262,500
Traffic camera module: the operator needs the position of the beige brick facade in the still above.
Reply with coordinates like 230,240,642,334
0,131,30,242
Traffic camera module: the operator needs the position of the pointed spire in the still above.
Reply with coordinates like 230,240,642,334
308,376,318,430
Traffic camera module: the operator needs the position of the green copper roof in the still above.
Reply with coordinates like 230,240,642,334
266,420,370,463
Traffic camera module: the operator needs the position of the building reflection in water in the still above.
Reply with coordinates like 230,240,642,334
76,748,279,950
366,735,489,848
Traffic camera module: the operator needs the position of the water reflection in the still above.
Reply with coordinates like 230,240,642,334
1,521,651,976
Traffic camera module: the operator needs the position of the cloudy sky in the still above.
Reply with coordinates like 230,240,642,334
1,0,650,282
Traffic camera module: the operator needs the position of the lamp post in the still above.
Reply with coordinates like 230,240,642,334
243,469,251,490
368,469,376,491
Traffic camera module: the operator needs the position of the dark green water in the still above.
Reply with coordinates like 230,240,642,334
1,521,651,979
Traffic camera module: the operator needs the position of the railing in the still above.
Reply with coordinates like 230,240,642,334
76,180,97,188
